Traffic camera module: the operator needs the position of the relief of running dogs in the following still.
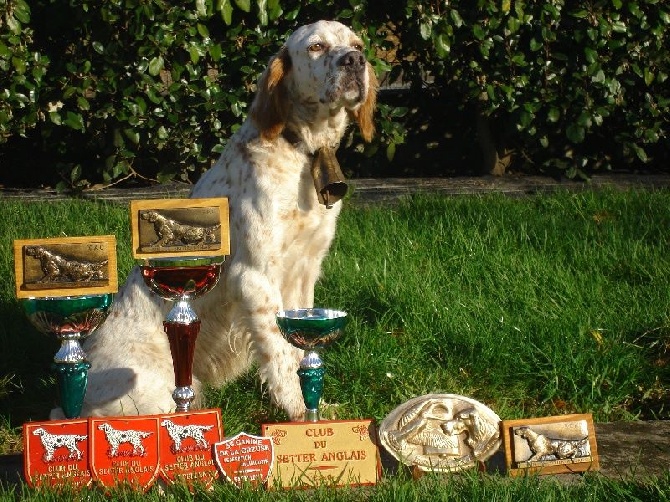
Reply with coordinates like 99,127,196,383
25,245,107,283
140,210,221,248
51,20,377,421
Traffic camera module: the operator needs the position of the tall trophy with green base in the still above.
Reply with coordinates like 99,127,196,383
14,236,118,418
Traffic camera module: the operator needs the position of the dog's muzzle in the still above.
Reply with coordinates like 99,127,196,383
337,50,366,71
336,50,367,101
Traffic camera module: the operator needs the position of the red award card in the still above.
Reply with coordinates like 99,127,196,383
214,432,274,487
23,419,92,489
89,416,160,491
158,409,223,488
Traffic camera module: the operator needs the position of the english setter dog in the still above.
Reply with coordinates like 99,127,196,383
51,20,377,421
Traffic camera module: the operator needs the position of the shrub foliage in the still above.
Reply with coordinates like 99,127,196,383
0,0,668,188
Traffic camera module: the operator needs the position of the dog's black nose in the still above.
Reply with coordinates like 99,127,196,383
337,50,365,69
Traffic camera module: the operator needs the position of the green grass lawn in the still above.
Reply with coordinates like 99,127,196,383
0,189,669,499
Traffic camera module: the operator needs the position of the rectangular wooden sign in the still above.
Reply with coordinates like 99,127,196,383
262,419,380,488
14,235,118,299
130,198,230,260
502,413,599,476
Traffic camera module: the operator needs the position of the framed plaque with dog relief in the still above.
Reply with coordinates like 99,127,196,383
130,198,230,260
14,235,118,299
502,413,599,476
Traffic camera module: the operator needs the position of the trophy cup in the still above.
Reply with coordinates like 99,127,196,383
140,256,224,412
264,308,380,488
131,198,230,413
23,294,113,418
275,308,347,422
13,235,118,419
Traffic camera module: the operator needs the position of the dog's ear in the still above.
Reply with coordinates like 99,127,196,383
350,62,378,143
250,46,292,141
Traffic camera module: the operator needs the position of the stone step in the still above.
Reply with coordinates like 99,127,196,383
2,173,670,205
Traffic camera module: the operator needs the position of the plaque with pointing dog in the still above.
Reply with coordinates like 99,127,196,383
23,419,92,489
502,413,599,476
158,409,223,488
130,198,230,260
14,235,117,299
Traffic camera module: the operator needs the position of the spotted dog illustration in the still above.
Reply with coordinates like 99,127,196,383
32,427,87,462
514,426,590,462
25,245,107,283
140,210,220,248
160,419,213,452
97,423,152,457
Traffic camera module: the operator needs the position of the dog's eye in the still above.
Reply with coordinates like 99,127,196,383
308,43,324,53
353,43,364,52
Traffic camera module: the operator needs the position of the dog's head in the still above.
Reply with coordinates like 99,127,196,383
140,210,159,223
24,246,43,258
250,20,378,144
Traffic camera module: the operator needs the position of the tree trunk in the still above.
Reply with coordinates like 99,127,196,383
475,103,513,176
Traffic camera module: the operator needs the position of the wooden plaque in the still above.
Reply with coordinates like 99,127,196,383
130,198,230,260
262,419,380,489
502,413,599,476
14,235,118,299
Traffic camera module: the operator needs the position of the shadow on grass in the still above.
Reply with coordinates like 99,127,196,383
627,321,670,419
0,298,59,428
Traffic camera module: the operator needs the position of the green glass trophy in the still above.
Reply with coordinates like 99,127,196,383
275,308,347,422
14,235,118,420
23,295,113,418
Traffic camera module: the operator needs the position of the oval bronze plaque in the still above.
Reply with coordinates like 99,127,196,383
378,393,502,472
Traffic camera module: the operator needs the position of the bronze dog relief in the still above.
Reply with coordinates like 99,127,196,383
502,413,599,476
130,198,230,260
14,235,118,299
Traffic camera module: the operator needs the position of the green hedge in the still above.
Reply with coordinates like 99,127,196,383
0,0,668,188
400,0,670,177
